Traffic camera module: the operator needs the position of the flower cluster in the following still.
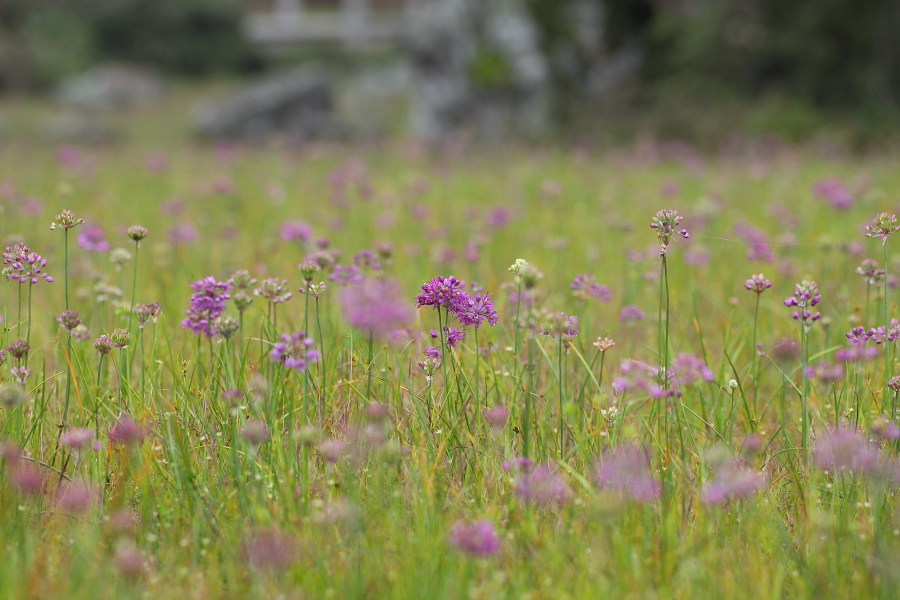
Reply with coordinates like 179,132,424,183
341,277,413,340
540,312,579,340
229,270,256,313
733,222,775,263
864,212,900,244
855,258,885,285
132,302,162,328
744,273,771,294
570,274,612,302
269,331,319,372
448,521,501,557
2,244,54,284
703,459,766,504
784,280,821,329
508,259,543,289
254,278,292,304
595,445,659,502
180,277,232,337
649,209,689,257
50,209,84,230
812,178,854,210
77,225,109,252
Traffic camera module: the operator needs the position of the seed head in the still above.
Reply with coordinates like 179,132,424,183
50,209,84,230
126,225,148,243
649,209,689,257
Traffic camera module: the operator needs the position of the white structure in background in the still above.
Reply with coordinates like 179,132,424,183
243,0,407,49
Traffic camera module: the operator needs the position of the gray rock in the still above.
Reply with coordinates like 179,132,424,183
58,64,163,111
39,114,123,144
192,70,337,142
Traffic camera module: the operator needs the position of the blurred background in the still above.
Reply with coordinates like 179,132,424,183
1,0,900,148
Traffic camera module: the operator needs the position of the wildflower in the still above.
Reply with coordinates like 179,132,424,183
813,178,854,210
486,205,511,228
297,260,321,284
733,223,775,263
570,274,612,302
168,223,197,245
319,438,348,463
7,463,44,497
213,315,239,340
508,259,543,289
0,383,27,408
109,248,132,271
540,312,579,340
254,278,292,304
181,276,232,337
57,482,95,513
483,406,509,430
670,352,714,386
330,264,363,286
415,276,467,311
6,339,30,361
94,281,123,302
94,335,113,355
132,303,161,328
50,209,84,230
60,428,95,449
871,416,900,442
240,420,270,447
456,293,499,328
71,324,91,340
650,209,689,257
684,246,711,266
856,258,886,285
109,415,146,445
618,305,645,322
430,327,466,348
784,280,821,330
805,360,844,382
232,291,253,313
514,464,570,505
76,224,109,252
448,521,501,557
703,460,766,504
353,249,382,271
593,337,615,351
229,270,257,290
270,331,318,372
113,541,146,580
864,213,900,245
55,310,82,331
744,274,771,294
2,245,53,284
280,220,313,243
244,528,297,572
126,225,148,243
341,277,413,340
813,428,880,474
110,329,130,348
595,445,659,501
418,350,441,384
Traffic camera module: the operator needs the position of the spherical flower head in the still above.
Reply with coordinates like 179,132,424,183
213,315,239,339
57,482,95,513
341,277,414,340
232,290,253,313
508,259,543,289
812,428,880,474
702,460,766,504
244,528,297,572
109,247,132,269
269,331,318,372
254,278,292,304
456,293,499,328
10,366,30,386
482,405,509,430
181,276,232,337
3,247,53,284
94,335,113,355
126,225,148,243
110,328,130,348
784,280,821,328
514,464,570,505
431,326,466,348
5,339,29,361
618,305,645,322
330,264,363,286
804,360,843,382
0,383,27,409
55,309,82,331
71,324,92,340
60,427,95,450
570,274,612,302
744,273,772,294
50,209,84,230
855,258,886,285
240,420,270,447
132,302,162,328
448,520,501,557
109,415,146,445
889,375,900,392
650,209,689,256
229,270,257,290
298,260,321,283
540,311,579,340
415,276,467,311
864,212,900,245
318,438,348,463
353,249,382,271
871,416,900,442
76,224,109,252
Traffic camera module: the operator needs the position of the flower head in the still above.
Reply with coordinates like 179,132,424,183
180,276,232,337
856,258,886,285
50,209,84,230
744,274,771,294
703,459,766,504
55,310,82,331
649,209,689,257
280,220,312,243
126,225,148,243
813,428,880,475
456,293,499,328
270,331,318,372
540,312,579,340
864,213,900,245
341,277,413,340
254,278,292,304
132,302,162,328
415,276,467,311
508,259,543,289
570,274,611,302
513,464,570,505
2,245,53,284
784,280,821,330
595,445,660,502
448,521,501,557
76,224,109,252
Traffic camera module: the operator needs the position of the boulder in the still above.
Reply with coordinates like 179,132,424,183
58,64,163,111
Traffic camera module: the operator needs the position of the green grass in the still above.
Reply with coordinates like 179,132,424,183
0,98,898,598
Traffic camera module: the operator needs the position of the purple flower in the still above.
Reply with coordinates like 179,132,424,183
180,276,232,337
812,178,854,210
132,302,162,328
240,420,270,446
514,464,570,505
670,352,714,386
254,278,292,304
703,460,766,504
540,312,579,340
269,331,318,372
50,209,84,230
329,265,363,286
649,209,689,257
618,305,645,322
804,360,844,382
280,220,313,243
486,205,511,229
448,520,501,557
430,327,466,348
744,273,771,294
76,224,110,252
864,212,900,245
456,293,499,328
734,222,775,263
353,249,382,271
813,428,880,475
341,277,414,340
872,417,900,442
424,346,442,360
2,244,53,284
60,428,95,450
168,223,197,245
595,445,659,502
482,406,509,430
56,310,82,331
415,276,467,312
109,415,146,445
784,280,820,330
855,258,885,284
570,274,612,302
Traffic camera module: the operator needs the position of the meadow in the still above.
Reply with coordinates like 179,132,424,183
0,122,899,599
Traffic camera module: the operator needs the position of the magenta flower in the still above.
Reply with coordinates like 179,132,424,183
812,178,854,210
703,460,766,504
618,305,645,322
180,276,232,337
595,445,660,502
733,222,775,263
415,276,467,312
744,273,771,294
109,415,146,445
254,278,292,304
570,274,612,302
855,258,885,284
540,312,579,340
167,223,197,245
456,293,499,328
280,220,313,244
270,331,318,372
864,212,900,245
341,277,414,340
76,224,110,252
784,280,820,330
670,352,714,386
2,244,53,284
330,265,363,286
804,360,844,382
813,428,880,475
448,520,501,557
514,464,570,505
60,428,95,449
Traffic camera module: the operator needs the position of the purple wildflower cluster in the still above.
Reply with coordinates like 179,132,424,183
595,445,660,502
180,277,232,337
570,274,612,302
341,277,413,340
733,222,775,263
812,178,854,210
2,244,54,284
77,224,110,252
270,331,319,372
744,273,771,294
448,520,501,557
855,258,885,284
703,459,766,504
784,280,821,329
864,212,900,244
649,209,689,257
